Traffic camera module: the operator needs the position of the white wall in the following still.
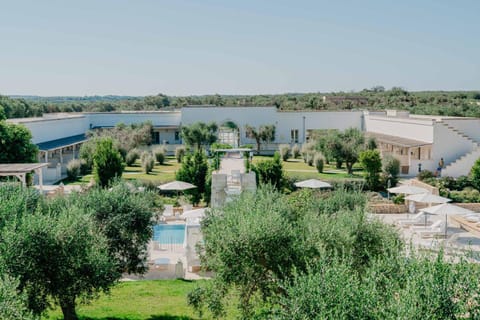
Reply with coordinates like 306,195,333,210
182,107,363,145
431,123,477,166
364,115,434,142
13,116,89,144
442,119,480,142
276,111,363,143
86,111,181,128
181,107,278,146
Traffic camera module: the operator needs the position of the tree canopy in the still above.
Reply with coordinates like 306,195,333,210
181,122,218,150
245,124,276,154
0,121,38,163
92,137,125,187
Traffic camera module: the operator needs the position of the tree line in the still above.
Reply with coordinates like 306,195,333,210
2,88,480,119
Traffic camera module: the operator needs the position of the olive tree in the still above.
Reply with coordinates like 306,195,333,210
0,121,38,163
245,124,276,154
181,122,218,150
0,206,118,320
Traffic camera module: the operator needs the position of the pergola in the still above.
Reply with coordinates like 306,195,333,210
0,163,49,189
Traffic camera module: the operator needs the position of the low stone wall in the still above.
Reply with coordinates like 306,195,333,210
455,203,480,212
368,203,407,214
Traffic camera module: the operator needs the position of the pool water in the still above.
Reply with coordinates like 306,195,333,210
153,224,185,244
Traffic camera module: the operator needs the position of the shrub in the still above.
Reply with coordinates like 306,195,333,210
382,155,400,187
417,170,434,181
359,150,382,191
392,194,405,204
66,159,81,180
301,142,316,163
306,153,314,166
470,158,480,190
279,144,291,161
141,153,155,174
176,151,209,205
449,187,480,203
292,144,301,158
79,159,89,175
93,137,124,188
252,152,284,188
153,148,165,165
125,149,140,166
175,146,186,163
314,153,325,173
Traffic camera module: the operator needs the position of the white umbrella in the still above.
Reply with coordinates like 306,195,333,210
181,208,206,219
294,179,332,189
422,203,475,237
387,185,429,195
405,193,451,204
158,181,197,191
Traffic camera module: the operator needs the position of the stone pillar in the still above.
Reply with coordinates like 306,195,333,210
211,173,227,208
241,172,257,192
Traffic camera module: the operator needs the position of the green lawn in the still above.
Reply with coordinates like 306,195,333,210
44,279,237,320
253,156,365,181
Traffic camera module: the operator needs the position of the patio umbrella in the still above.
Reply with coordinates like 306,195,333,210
406,193,451,226
158,181,197,191
422,203,474,237
158,180,197,203
405,193,451,204
294,179,332,189
387,185,429,195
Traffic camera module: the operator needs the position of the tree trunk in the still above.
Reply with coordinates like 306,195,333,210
256,140,261,155
346,162,353,175
60,297,78,320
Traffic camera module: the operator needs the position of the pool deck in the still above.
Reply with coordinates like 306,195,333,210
375,213,480,261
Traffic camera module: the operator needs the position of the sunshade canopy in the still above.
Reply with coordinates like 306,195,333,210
294,179,332,189
405,193,451,204
421,203,474,216
158,181,197,191
387,185,429,195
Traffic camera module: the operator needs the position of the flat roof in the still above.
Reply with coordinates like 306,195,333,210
366,132,432,148
37,134,87,151
0,163,49,174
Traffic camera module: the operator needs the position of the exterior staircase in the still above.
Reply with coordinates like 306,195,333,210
439,122,480,177
442,148,480,178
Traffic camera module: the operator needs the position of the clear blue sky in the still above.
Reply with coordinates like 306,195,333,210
1,0,479,96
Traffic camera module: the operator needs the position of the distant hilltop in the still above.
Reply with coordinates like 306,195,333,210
2,89,480,119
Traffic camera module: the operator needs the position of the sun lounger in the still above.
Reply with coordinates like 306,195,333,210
411,220,445,238
397,212,426,227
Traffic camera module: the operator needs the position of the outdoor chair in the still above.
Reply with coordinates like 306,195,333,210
411,220,445,238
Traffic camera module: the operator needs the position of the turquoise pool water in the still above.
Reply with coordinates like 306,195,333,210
153,224,185,244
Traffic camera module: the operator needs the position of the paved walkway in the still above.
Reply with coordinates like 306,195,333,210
218,153,245,175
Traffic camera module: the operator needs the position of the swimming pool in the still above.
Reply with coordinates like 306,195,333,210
153,224,185,244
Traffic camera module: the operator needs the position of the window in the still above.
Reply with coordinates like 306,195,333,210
175,131,180,141
291,129,299,143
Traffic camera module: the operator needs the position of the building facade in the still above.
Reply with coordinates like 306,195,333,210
7,106,480,181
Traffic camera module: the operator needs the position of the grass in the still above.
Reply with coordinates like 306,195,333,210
43,279,237,320
253,156,365,181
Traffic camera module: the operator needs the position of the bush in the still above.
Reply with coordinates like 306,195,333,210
279,144,290,161
449,187,480,203
66,159,81,180
417,170,434,181
125,149,140,166
153,148,165,165
392,194,405,204
314,153,325,173
292,144,301,158
359,150,382,191
176,151,209,205
470,158,480,190
306,153,314,166
93,137,124,188
301,142,316,163
79,159,89,175
175,146,186,163
382,155,400,187
252,152,284,189
141,153,155,174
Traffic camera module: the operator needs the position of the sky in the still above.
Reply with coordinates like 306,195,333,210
0,0,479,96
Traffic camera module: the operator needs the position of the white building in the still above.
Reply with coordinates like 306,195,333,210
6,106,480,181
